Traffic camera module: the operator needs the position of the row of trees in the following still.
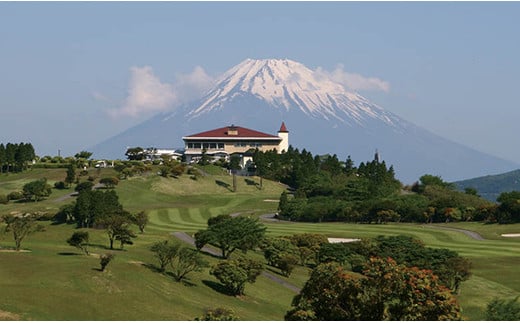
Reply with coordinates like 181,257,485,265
253,146,520,224
0,142,36,173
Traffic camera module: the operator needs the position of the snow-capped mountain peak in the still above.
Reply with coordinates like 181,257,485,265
188,58,399,127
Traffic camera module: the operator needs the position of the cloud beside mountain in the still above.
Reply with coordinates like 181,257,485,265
316,64,390,93
106,65,214,118
105,61,389,119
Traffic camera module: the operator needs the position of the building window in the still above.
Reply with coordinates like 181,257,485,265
218,143,224,149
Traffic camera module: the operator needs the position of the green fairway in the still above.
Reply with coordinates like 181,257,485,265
1,168,519,320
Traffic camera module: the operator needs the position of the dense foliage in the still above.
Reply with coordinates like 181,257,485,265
285,258,461,320
254,146,494,224
0,142,36,173
210,257,264,296
485,296,520,320
195,216,266,259
72,189,124,228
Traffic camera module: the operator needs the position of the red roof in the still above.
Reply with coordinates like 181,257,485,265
279,121,288,132
184,125,280,139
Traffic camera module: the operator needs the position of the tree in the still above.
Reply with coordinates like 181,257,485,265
100,177,119,188
195,216,266,259
0,143,5,173
170,248,208,282
65,164,76,188
277,254,299,277
100,253,115,271
74,151,93,160
285,258,461,321
125,147,145,161
75,181,94,193
2,214,45,251
96,211,135,249
150,240,181,273
133,211,148,233
198,148,211,166
73,189,123,228
115,226,137,250
262,237,300,276
485,297,520,320
22,178,52,202
210,257,264,296
496,191,520,223
66,231,90,255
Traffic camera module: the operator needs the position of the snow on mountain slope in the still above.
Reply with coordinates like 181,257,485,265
188,58,401,128
90,58,519,183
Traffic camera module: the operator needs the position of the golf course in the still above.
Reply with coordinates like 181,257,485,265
1,166,519,320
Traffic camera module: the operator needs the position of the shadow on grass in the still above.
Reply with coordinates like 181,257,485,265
215,180,233,192
92,268,103,272
86,243,111,250
142,263,197,286
57,252,82,256
202,280,233,296
198,249,223,259
244,178,262,190
265,265,285,277
142,263,163,273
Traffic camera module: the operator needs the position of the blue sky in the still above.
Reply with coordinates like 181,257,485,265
1,2,520,164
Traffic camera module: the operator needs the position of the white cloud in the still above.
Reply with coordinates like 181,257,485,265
107,65,214,118
174,66,214,104
315,64,390,93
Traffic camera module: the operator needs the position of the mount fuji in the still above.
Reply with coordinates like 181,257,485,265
90,58,518,183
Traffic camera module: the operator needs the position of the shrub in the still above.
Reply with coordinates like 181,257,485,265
485,297,520,320
7,191,23,201
210,257,264,295
0,194,8,204
100,177,119,188
195,307,239,321
75,181,94,193
100,253,115,271
54,181,67,189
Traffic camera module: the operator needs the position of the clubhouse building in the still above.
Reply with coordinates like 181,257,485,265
182,122,289,166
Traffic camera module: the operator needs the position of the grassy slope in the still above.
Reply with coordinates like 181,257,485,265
1,168,519,320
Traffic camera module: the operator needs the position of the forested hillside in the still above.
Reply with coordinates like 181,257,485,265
454,169,520,201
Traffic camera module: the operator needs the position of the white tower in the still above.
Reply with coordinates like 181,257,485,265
278,122,289,153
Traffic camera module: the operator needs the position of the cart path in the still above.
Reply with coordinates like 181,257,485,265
171,231,301,293
53,183,105,203
424,225,485,240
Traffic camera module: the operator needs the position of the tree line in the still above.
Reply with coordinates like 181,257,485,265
250,146,520,223
0,142,35,173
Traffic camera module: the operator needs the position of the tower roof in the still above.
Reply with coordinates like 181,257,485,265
279,122,288,133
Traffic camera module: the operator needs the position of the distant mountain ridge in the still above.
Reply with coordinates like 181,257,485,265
453,169,520,201
90,58,519,183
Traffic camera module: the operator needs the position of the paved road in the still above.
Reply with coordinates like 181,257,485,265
171,231,301,293
424,225,485,240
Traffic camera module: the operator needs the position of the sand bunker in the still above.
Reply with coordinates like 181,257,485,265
328,238,361,243
501,233,520,237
